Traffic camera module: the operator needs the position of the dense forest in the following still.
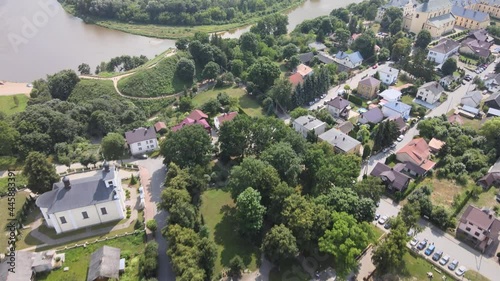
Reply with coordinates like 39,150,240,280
59,0,302,26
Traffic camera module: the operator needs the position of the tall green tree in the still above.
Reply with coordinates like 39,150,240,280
354,176,385,202
400,200,421,230
47,69,80,101
161,125,212,168
23,151,59,194
0,121,19,156
101,133,126,160
198,238,217,280
372,217,409,274
415,29,432,49
261,142,301,186
262,224,298,265
201,61,220,80
175,58,196,83
247,57,281,92
441,58,457,76
236,187,266,238
480,117,500,156
77,63,91,75
268,78,293,110
240,32,259,55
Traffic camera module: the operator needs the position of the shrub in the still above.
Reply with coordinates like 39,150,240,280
229,255,244,277
146,219,158,232
346,94,363,106
130,174,138,185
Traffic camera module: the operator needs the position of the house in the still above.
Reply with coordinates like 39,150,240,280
336,121,354,134
382,101,412,120
467,29,492,43
461,90,483,108
461,104,480,117
388,115,408,133
376,0,418,22
214,112,238,130
357,77,381,99
396,138,436,172
35,163,126,234
483,73,500,92
0,250,63,281
416,81,444,104
439,74,460,88
448,113,464,125
396,161,428,177
477,157,500,188
296,63,314,77
379,89,402,101
456,205,500,253
429,138,446,153
326,97,351,118
317,51,336,64
308,41,327,51
487,107,500,117
172,109,211,133
358,107,384,125
334,51,363,71
153,121,167,134
378,66,400,85
426,38,460,64
124,126,158,155
370,162,411,192
318,128,363,155
288,72,304,87
484,92,500,110
403,0,456,38
460,37,492,59
292,115,327,138
298,52,314,64
87,246,121,281
451,5,490,30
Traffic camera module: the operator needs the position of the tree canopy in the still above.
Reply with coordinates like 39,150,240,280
161,125,212,168
23,151,59,194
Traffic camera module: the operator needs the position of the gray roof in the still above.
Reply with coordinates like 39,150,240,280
401,161,427,176
36,166,118,214
388,115,407,131
427,13,456,28
298,52,314,64
416,0,452,13
318,128,361,153
452,6,489,22
384,101,412,113
294,115,325,130
429,38,459,54
308,42,327,51
461,90,483,107
336,51,363,65
359,107,384,124
326,96,350,110
87,246,121,281
336,121,354,134
485,92,500,109
359,77,381,87
469,29,489,42
462,104,480,114
383,0,417,8
317,52,335,64
487,107,500,116
379,89,402,100
461,38,491,58
419,81,444,95
489,157,500,173
451,0,480,7
370,162,411,191
124,126,156,145
0,251,34,281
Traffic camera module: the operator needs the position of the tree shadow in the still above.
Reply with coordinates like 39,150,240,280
214,204,259,269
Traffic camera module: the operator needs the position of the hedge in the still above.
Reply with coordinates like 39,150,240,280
346,94,363,106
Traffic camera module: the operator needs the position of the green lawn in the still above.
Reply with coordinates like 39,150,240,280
470,187,499,213
192,86,264,117
200,189,259,274
0,156,23,171
0,172,27,195
400,94,415,106
0,94,28,115
0,190,30,251
464,270,490,281
397,252,453,280
37,232,145,281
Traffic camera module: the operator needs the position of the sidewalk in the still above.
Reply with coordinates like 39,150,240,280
139,166,156,237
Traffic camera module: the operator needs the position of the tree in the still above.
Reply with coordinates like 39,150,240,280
47,70,80,101
247,57,281,92
441,58,457,76
389,18,402,35
0,121,19,156
352,32,376,62
282,43,298,59
362,144,371,159
400,200,421,230
159,187,191,211
230,59,244,77
431,205,451,229
262,224,298,265
229,255,244,277
161,125,212,168
198,237,217,279
23,151,59,194
175,38,189,50
480,117,500,157
415,29,432,49
373,120,399,151
319,212,374,278
178,96,193,112
168,201,197,228
78,63,91,75
335,28,351,50
236,187,266,237
201,61,220,80
372,217,409,274
101,133,126,161
378,47,390,62
240,32,259,54
261,142,301,185
228,157,281,200
146,219,158,232
175,58,195,83
141,241,159,278
391,37,412,61
354,176,385,202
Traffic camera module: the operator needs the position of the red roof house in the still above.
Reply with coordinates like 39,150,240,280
171,110,211,133
154,121,167,133
289,72,304,87
396,138,436,172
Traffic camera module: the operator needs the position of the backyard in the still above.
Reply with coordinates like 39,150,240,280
419,177,464,208
192,86,264,117
0,94,28,116
200,188,259,275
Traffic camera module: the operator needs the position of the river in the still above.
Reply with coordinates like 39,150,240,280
0,0,362,82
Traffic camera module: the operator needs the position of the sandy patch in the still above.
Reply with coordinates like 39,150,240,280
0,82,31,96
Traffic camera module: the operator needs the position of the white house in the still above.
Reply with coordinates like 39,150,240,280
382,101,412,120
427,38,460,64
325,97,351,119
379,88,402,101
35,163,126,234
416,81,444,104
334,51,363,70
461,90,483,108
318,128,363,155
124,126,158,155
377,66,400,85
293,115,327,138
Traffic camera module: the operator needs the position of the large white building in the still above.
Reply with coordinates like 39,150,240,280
125,126,158,155
36,163,126,234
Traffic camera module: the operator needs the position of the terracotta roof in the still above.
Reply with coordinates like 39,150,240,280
154,121,166,132
429,138,445,152
216,112,238,125
396,138,431,165
187,109,208,121
171,117,210,132
420,159,436,171
289,72,304,87
448,114,464,125
296,64,313,77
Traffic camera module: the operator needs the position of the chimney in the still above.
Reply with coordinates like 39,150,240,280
62,176,71,190
103,161,110,172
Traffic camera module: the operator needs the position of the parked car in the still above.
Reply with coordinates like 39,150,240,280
417,239,428,250
372,64,378,69
432,250,443,261
390,143,397,148
462,80,467,85
397,135,404,142
424,244,435,256
135,154,148,159
378,215,388,225
384,221,392,229
448,260,459,270
439,255,450,266
383,147,390,153
407,228,415,237
410,237,419,247
455,266,467,276
374,214,380,221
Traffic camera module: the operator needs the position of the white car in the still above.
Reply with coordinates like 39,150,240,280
455,266,467,276
410,237,419,247
396,135,404,142
439,255,450,266
378,215,388,225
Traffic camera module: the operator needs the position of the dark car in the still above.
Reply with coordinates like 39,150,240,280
417,239,428,250
432,250,443,261
425,244,435,256
384,221,392,229
135,154,148,159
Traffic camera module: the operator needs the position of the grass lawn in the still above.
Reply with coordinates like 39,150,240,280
200,189,259,274
0,173,28,195
0,94,28,115
397,252,454,280
464,270,490,281
418,177,464,208
0,190,30,251
460,55,478,66
37,232,145,281
470,187,499,213
400,94,415,106
446,109,482,130
192,86,264,117
371,23,381,33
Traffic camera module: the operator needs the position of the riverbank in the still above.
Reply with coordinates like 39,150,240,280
62,1,305,39
0,82,31,96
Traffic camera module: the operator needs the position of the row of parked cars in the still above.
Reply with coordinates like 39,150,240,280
410,237,467,277
475,63,489,74
375,214,392,229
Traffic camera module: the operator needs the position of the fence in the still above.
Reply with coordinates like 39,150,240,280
59,163,139,176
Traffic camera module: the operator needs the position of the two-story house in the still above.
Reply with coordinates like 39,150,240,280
357,77,381,99
403,0,456,38
460,37,492,60
382,101,411,120
172,109,211,133
358,107,384,125
292,115,327,138
371,162,411,192
334,51,363,71
416,81,444,104
483,73,500,92
484,92,500,110
477,156,500,188
379,88,403,102
396,138,436,173
452,5,490,30
427,38,460,64
457,205,500,253
318,128,363,155
377,66,400,85
35,163,126,234
326,97,351,119
125,126,158,156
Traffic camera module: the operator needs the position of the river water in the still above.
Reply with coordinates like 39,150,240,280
0,0,361,82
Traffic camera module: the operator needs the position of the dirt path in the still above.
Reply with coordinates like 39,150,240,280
0,82,32,96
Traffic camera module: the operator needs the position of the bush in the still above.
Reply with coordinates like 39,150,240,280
146,219,158,232
346,94,363,106
229,255,244,277
134,218,144,230
130,174,138,185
